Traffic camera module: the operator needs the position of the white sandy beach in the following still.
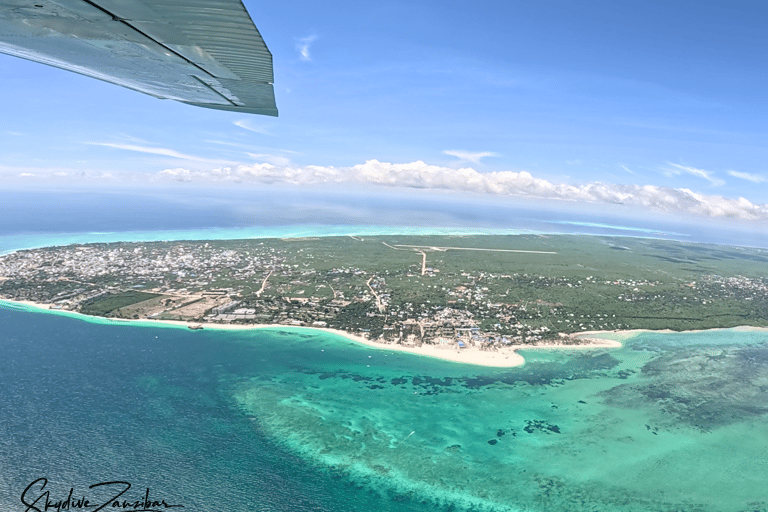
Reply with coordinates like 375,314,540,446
5,298,767,368
1,298,626,367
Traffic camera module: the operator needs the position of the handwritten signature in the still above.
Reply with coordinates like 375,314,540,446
20,478,183,512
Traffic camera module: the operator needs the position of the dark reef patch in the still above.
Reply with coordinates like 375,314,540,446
524,420,561,434
603,343,768,431
463,352,621,389
295,350,622,398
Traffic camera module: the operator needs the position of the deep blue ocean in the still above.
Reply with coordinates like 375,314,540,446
0,305,437,512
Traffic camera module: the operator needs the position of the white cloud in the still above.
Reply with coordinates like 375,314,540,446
444,150,498,164
728,170,767,183
247,153,292,166
93,142,194,159
7,169,120,183
89,142,238,165
233,119,271,135
621,165,636,175
296,35,317,61
159,162,291,184
668,163,725,186
206,140,300,154
154,159,768,221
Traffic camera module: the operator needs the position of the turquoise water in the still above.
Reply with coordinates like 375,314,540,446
2,301,767,511
0,225,537,254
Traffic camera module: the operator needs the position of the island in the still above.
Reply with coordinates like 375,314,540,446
2,234,767,365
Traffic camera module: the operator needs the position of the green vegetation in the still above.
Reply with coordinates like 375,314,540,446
1,234,767,346
80,291,160,316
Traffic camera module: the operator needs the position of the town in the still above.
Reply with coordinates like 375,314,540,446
1,235,767,348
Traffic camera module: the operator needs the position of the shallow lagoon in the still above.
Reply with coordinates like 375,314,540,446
1,302,767,511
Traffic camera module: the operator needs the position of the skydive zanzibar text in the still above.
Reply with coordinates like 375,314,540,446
20,479,184,512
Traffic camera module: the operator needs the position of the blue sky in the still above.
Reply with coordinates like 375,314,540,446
1,0,768,223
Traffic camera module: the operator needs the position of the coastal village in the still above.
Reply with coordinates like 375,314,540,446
1,235,767,349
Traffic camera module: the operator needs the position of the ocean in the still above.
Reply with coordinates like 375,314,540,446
3,187,768,253
2,189,768,511
2,303,768,512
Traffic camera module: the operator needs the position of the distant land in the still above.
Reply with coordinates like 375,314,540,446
2,234,767,358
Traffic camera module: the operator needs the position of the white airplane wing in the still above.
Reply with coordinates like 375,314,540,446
0,0,277,116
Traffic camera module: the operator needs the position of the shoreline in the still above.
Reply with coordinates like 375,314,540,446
4,298,767,368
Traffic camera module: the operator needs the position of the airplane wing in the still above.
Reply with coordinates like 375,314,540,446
0,0,277,116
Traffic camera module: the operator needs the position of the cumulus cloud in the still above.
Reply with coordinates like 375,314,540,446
668,163,725,186
154,159,768,221
444,150,499,164
728,170,767,183
296,35,317,61
9,169,120,183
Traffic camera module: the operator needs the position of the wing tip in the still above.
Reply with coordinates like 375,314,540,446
182,102,278,117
